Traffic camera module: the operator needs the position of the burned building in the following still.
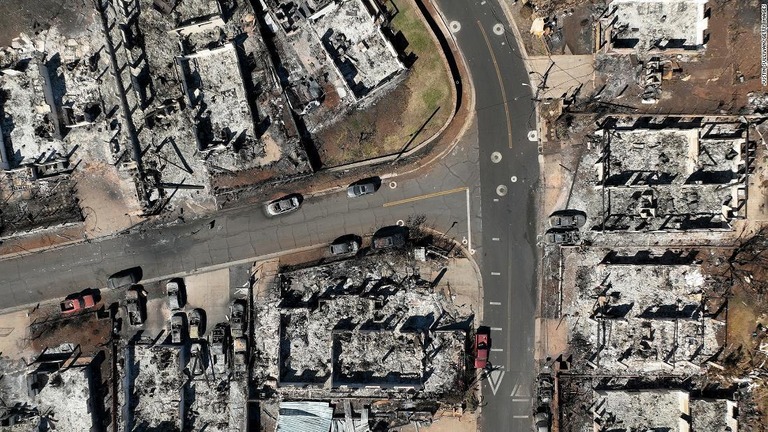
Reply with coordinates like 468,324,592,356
253,251,470,399
123,344,186,431
0,345,105,431
560,248,725,375
593,389,737,432
263,0,405,128
177,43,261,153
591,117,751,232
599,0,710,56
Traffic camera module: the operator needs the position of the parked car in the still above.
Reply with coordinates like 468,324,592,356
549,211,587,229
265,195,301,216
372,228,407,250
347,178,379,198
534,412,550,432
107,269,139,289
166,280,182,311
474,333,490,369
123,289,144,327
545,229,580,245
170,314,184,344
330,236,360,255
230,301,246,338
60,294,96,315
188,309,203,339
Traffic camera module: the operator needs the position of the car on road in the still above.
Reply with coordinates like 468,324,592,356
545,229,580,245
230,301,246,338
372,228,407,250
60,294,96,315
347,178,380,198
330,236,360,255
549,211,587,229
170,313,184,344
107,269,139,289
474,333,490,369
265,195,301,216
166,280,182,311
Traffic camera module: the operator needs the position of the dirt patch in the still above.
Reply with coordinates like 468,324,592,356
314,0,452,167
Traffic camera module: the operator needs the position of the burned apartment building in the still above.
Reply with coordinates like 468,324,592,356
560,248,725,375
570,116,752,233
89,0,312,213
554,248,739,431
262,0,406,129
0,53,85,236
252,250,470,403
0,345,106,431
598,0,709,56
592,389,738,432
118,340,248,432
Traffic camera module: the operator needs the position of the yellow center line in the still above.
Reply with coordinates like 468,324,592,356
383,187,468,208
477,20,513,149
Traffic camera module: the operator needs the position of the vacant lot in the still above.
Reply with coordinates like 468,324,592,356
316,0,452,166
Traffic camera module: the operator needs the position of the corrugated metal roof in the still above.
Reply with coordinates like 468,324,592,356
276,401,334,432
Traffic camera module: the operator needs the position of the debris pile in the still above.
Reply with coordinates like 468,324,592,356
566,116,752,235
254,250,470,400
125,344,185,431
598,0,709,58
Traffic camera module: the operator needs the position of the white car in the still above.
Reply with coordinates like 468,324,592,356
266,195,301,216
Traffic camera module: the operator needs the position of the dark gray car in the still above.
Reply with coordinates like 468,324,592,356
330,237,360,255
549,211,587,229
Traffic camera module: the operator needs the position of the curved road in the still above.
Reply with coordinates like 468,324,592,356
0,1,538,430
432,0,540,430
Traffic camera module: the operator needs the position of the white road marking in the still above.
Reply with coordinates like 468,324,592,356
491,272,501,276
493,198,499,202
449,21,461,33
527,130,538,142
496,185,508,196
511,176,518,183
465,188,475,255
513,415,529,419
491,327,503,331
489,301,502,305
487,369,505,396
491,151,502,163
493,23,505,35
491,348,504,352
492,237,500,241
511,398,529,403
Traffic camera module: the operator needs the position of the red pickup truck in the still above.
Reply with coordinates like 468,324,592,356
60,295,96,314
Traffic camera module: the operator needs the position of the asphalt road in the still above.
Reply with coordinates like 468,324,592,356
0,1,539,430
433,0,540,430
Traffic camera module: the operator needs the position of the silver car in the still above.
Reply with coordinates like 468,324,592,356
266,195,301,216
347,179,378,198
